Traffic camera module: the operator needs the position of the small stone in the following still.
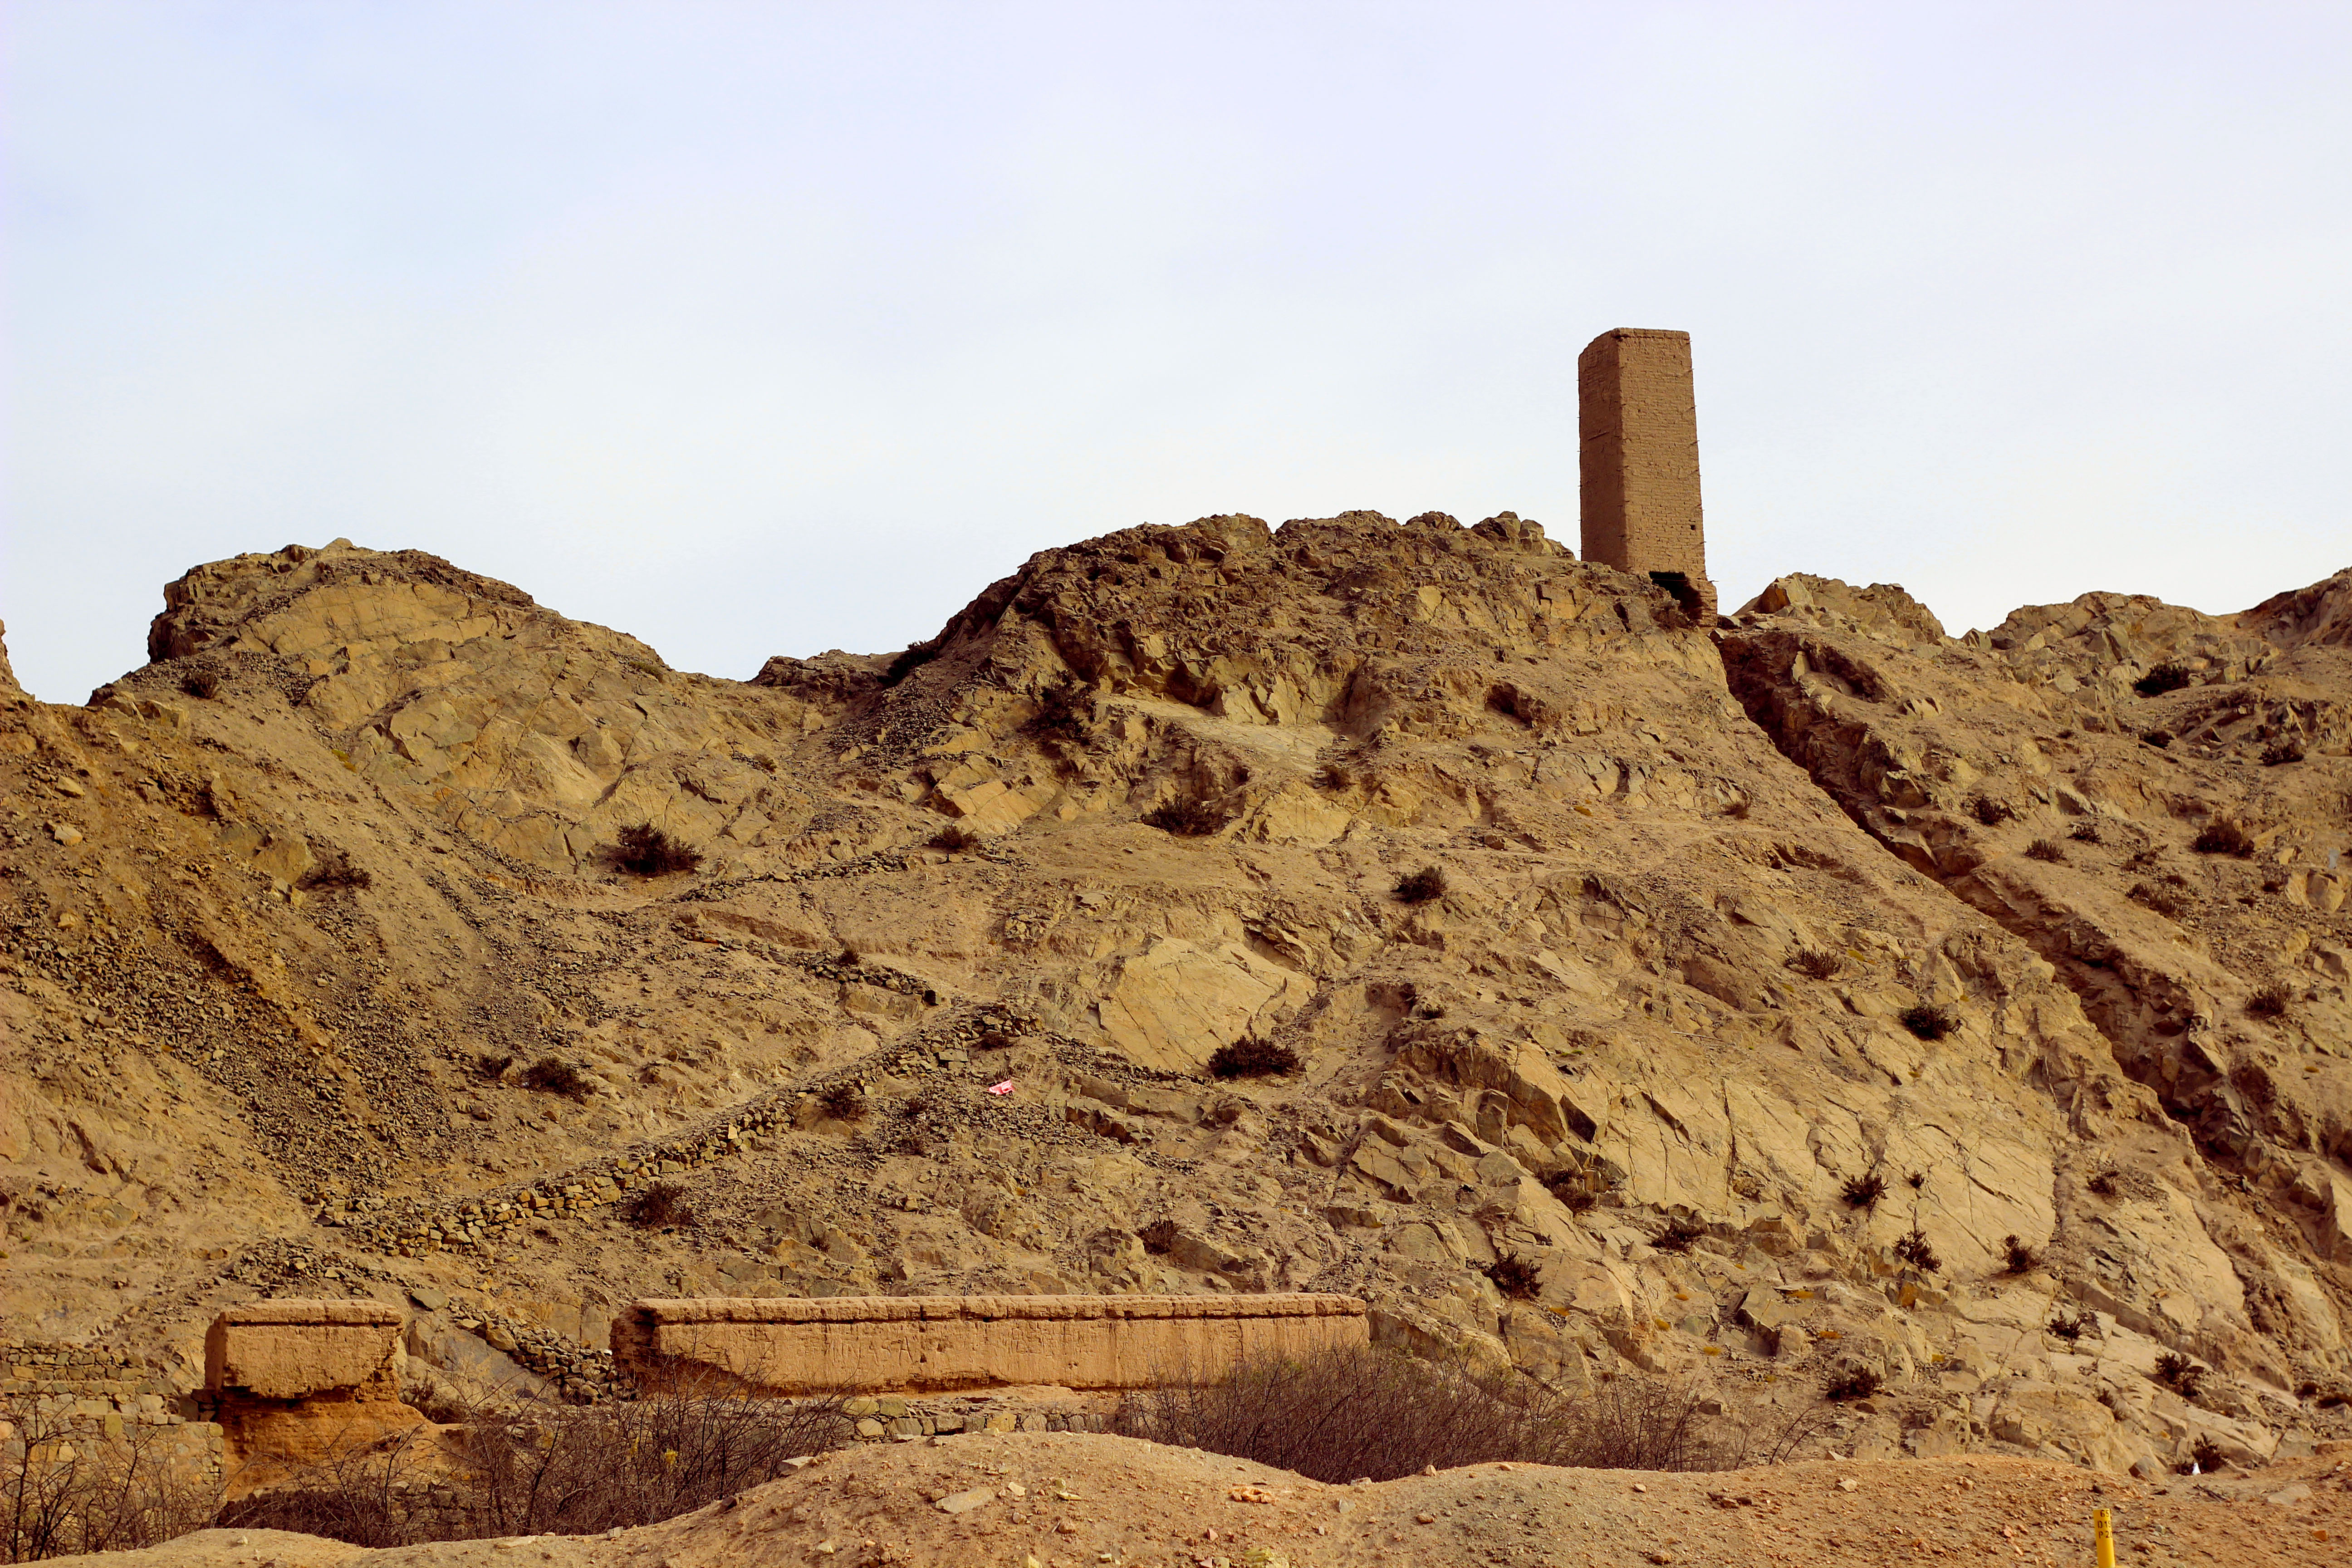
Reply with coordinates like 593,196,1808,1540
936,1487,996,1515
1837,1477,1859,1493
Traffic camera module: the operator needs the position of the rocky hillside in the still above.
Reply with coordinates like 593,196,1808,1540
2,516,2347,1474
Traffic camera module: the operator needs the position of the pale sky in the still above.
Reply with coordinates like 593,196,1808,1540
5,2,2348,702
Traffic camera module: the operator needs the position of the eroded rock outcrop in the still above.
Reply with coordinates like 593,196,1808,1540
2,517,2346,1476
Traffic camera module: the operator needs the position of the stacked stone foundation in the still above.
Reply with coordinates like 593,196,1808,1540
615,1293,1371,1394
0,1338,225,1547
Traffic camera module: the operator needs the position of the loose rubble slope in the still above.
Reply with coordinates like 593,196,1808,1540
1,515,2347,1474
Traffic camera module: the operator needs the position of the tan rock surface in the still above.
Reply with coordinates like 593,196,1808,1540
0,514,2346,1479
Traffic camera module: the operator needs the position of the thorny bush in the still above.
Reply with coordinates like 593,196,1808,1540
215,1366,848,1547
1900,1003,1958,1041
2,1404,215,1562
1207,1038,1300,1079
2190,820,2255,858
612,824,703,877
1107,1348,1754,1481
1393,866,1449,904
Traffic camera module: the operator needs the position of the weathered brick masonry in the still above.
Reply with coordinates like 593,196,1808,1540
616,1293,1370,1394
1578,327,1715,619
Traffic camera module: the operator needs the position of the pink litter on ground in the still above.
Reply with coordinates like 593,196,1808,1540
986,1080,1014,1095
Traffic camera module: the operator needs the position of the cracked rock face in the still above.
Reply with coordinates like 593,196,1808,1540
1,518,2346,1474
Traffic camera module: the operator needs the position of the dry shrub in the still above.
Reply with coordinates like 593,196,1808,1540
2128,881,2189,918
1900,1003,1958,1041
298,850,373,892
1841,1173,1886,1209
1822,1365,1882,1402
2134,663,2192,697
518,1058,592,1100
1142,798,1226,837
1967,794,2017,827
1544,1172,1599,1213
1785,949,1841,980
627,1180,696,1229
928,823,980,852
2087,1170,2121,1197
1207,1038,1300,1079
612,823,703,877
2140,729,2172,749
1483,1254,1542,1301
2048,1309,2097,1343
2154,1352,2206,1399
1651,1216,1705,1253
2025,838,2066,863
2067,821,2104,844
0,1403,217,1561
2190,820,2255,857
1107,1348,1734,1481
1023,682,1093,742
1893,1228,1941,1273
2001,1234,2039,1274
2178,1434,2224,1475
817,1082,867,1121
178,666,222,700
217,1369,847,1546
2246,983,2291,1020
1393,865,1449,904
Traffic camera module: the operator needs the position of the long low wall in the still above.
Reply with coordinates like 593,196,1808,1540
613,1293,1369,1393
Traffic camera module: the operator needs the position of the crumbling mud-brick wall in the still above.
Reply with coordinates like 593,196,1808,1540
204,1299,422,1493
614,1293,1370,1394
1578,327,1715,619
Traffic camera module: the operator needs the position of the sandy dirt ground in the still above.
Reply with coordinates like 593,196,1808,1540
50,1431,2352,1568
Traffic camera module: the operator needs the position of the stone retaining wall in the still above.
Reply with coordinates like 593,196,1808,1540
614,1293,1368,1394
0,1338,224,1505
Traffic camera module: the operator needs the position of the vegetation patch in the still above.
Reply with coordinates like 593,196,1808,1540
2190,819,2255,857
1900,1003,1958,1041
1840,1174,1886,1210
518,1057,593,1100
1893,1228,1941,1273
1393,865,1449,904
1142,798,1228,837
2134,662,2193,697
612,823,703,876
2155,1352,2206,1399
1107,1347,1742,1480
1207,1037,1300,1079
1482,1254,1543,1301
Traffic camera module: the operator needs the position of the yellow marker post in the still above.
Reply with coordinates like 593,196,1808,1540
2092,1507,2117,1568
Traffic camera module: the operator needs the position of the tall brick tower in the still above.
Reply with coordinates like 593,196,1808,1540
1578,328,1715,620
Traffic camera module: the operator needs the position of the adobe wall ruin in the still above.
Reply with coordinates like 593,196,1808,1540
205,1299,421,1492
613,1293,1370,1394
1578,327,1716,620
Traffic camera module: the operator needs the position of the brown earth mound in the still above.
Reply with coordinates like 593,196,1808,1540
43,1431,2352,1568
